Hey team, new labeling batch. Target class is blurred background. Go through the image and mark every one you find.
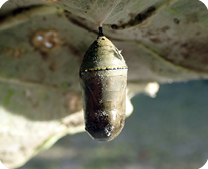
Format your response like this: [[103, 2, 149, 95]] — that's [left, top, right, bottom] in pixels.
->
[[1, 1, 208, 169], [17, 80, 208, 169]]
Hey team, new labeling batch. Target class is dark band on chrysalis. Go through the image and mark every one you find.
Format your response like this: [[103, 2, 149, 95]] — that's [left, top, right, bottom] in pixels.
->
[[97, 27, 104, 38]]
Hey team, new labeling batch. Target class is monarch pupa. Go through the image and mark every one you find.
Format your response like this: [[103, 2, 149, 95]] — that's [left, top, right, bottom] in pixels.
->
[[79, 27, 128, 141]]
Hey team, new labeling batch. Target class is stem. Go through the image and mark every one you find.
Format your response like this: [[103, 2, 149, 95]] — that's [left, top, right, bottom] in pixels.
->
[[97, 26, 104, 38]]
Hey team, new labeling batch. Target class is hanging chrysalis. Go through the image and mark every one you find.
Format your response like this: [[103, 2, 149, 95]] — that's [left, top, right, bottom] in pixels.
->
[[79, 27, 128, 141]]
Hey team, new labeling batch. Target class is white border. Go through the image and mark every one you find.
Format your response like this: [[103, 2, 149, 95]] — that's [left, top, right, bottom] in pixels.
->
[[0, 161, 8, 169], [0, 0, 7, 9], [199, 160, 208, 169], [199, 0, 208, 9]]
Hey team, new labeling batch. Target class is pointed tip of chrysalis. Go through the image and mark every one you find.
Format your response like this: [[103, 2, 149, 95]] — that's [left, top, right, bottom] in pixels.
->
[[97, 27, 104, 38]]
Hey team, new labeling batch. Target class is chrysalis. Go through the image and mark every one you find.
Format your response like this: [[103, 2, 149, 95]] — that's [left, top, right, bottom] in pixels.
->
[[79, 27, 128, 141]]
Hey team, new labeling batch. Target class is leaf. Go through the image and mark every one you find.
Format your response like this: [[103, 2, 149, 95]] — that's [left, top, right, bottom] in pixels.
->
[[0, 0, 208, 168]]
